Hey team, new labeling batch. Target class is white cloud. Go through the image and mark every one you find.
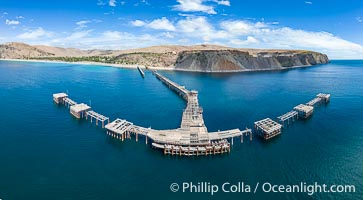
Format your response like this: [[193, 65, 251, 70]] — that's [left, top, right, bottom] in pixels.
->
[[133, 16, 363, 58], [213, 0, 230, 6], [65, 30, 92, 40], [173, 0, 216, 14], [147, 17, 175, 31], [5, 19, 20, 25], [7, 14, 363, 59], [163, 32, 175, 38], [131, 17, 176, 31], [102, 30, 122, 40], [131, 20, 146, 27], [218, 20, 363, 58], [305, 1, 312, 4], [109, 0, 116, 7], [16, 16, 24, 19], [177, 17, 228, 41], [17, 27, 52, 39], [220, 20, 258, 35], [76, 20, 91, 29], [51, 31, 167, 50]]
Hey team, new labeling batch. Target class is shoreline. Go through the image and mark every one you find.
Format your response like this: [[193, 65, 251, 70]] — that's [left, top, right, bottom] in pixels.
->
[[0, 58, 176, 71], [0, 58, 323, 73]]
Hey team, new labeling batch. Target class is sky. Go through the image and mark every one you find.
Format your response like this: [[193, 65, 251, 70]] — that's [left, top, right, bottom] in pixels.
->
[[0, 0, 362, 59]]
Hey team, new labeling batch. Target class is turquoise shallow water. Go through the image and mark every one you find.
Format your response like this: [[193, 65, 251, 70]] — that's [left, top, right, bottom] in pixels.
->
[[0, 60, 362, 200]]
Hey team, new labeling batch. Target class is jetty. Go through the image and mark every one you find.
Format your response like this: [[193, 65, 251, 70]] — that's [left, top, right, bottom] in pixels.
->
[[54, 74, 331, 154], [306, 93, 331, 106], [53, 93, 110, 128], [154, 71, 189, 100], [256, 93, 331, 140], [137, 66, 145, 78], [53, 72, 252, 156], [104, 72, 252, 156]]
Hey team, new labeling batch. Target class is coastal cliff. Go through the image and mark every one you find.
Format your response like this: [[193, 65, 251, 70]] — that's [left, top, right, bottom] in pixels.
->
[[0, 43, 329, 72], [174, 50, 329, 72]]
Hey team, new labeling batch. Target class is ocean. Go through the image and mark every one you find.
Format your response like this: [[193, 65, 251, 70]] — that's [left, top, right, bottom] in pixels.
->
[[0, 60, 362, 200]]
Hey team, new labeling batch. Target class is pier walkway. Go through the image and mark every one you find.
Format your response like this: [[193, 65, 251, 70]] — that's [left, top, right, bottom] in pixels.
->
[[86, 111, 110, 128], [277, 110, 298, 127], [154, 72, 190, 100], [64, 97, 77, 107]]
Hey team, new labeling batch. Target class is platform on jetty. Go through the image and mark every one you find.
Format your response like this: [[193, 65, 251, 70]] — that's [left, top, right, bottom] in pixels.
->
[[53, 93, 110, 127], [294, 104, 314, 119], [254, 118, 282, 140], [53, 93, 68, 104], [70, 103, 91, 119]]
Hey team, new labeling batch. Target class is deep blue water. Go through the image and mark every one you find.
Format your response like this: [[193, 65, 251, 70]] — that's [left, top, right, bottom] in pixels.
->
[[0, 60, 362, 200]]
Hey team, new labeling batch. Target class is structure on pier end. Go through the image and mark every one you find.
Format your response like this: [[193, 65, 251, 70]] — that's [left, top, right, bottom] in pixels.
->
[[53, 93, 68, 104], [70, 103, 91, 119], [317, 93, 330, 103], [294, 104, 314, 119], [254, 118, 282, 140]]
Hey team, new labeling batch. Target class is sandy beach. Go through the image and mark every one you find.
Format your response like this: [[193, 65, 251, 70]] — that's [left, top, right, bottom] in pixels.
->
[[0, 58, 175, 71]]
